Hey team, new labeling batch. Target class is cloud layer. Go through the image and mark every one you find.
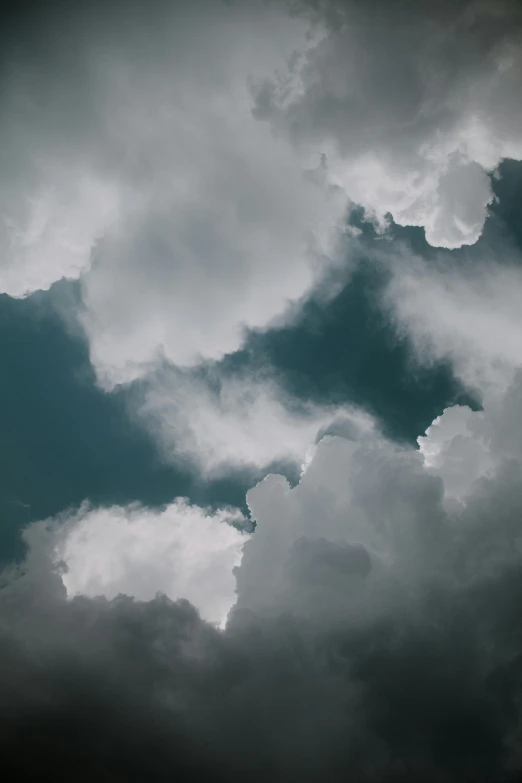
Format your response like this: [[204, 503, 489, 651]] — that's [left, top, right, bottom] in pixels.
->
[[2, 3, 522, 779], [3, 370, 522, 779]]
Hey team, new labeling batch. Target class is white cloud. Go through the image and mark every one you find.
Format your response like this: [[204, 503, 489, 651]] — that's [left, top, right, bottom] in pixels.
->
[[137, 367, 374, 477], [0, 169, 120, 298], [6, 0, 520, 393], [253, 0, 522, 248], [44, 500, 248, 627], [418, 405, 493, 503], [384, 251, 522, 397], [0, 1, 347, 387], [418, 371, 522, 499]]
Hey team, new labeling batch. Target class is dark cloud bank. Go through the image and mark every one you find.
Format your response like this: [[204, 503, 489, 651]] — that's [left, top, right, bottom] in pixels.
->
[[5, 385, 522, 782]]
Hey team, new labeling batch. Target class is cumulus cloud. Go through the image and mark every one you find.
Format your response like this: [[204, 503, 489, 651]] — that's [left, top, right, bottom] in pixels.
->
[[4, 1, 522, 779], [0, 0, 346, 386], [135, 365, 374, 476], [254, 0, 522, 248], [4, 0, 521, 392], [418, 405, 493, 503], [45, 499, 248, 626], [3, 371, 522, 778]]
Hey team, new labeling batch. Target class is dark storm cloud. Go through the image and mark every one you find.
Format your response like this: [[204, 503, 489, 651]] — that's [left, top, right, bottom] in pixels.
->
[[1, 530, 522, 780], [5, 375, 522, 781]]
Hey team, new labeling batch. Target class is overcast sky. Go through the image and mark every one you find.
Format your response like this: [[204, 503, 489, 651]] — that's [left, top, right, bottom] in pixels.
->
[[2, 1, 522, 780]]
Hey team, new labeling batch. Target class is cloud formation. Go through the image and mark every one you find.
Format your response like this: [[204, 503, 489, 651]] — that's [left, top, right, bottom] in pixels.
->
[[135, 365, 374, 476], [4, 370, 522, 779], [3, 3, 522, 778], [3, 0, 521, 394], [47, 499, 247, 626], [0, 0, 346, 386], [255, 0, 522, 248], [384, 245, 522, 397]]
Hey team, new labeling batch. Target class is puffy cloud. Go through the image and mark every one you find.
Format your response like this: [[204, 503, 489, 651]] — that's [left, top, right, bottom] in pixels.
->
[[0, 0, 347, 386], [236, 368, 522, 624], [46, 499, 248, 627], [135, 365, 374, 476], [384, 248, 522, 396], [418, 405, 493, 503], [6, 0, 521, 391], [3, 373, 522, 778], [253, 0, 522, 248], [238, 431, 446, 620], [418, 372, 522, 503], [5, 1, 522, 778], [0, 170, 120, 298]]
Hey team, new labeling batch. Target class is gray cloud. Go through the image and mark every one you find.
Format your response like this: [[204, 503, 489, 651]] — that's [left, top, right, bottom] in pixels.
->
[[133, 363, 373, 476], [4, 0, 521, 489], [383, 238, 522, 398], [254, 0, 522, 248], [3, 2, 522, 779], [0, 0, 346, 386], [5, 0, 521, 391], [3, 372, 522, 780]]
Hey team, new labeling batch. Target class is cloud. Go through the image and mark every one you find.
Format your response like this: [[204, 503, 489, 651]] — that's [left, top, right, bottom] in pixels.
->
[[134, 365, 374, 476], [384, 247, 522, 396], [236, 369, 522, 626], [40, 499, 247, 627], [0, 170, 120, 298], [3, 372, 522, 778], [4, 2, 522, 778], [418, 373, 522, 506], [253, 0, 522, 248], [238, 432, 446, 621], [6, 0, 521, 392], [0, 0, 347, 387], [418, 405, 493, 503]]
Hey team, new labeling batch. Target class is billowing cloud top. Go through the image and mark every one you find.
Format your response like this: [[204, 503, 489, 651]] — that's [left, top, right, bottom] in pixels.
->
[[0, 0, 346, 386], [254, 0, 522, 248]]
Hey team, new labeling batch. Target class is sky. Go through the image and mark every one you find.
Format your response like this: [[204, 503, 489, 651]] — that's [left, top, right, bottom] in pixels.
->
[[2, 0, 522, 780]]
